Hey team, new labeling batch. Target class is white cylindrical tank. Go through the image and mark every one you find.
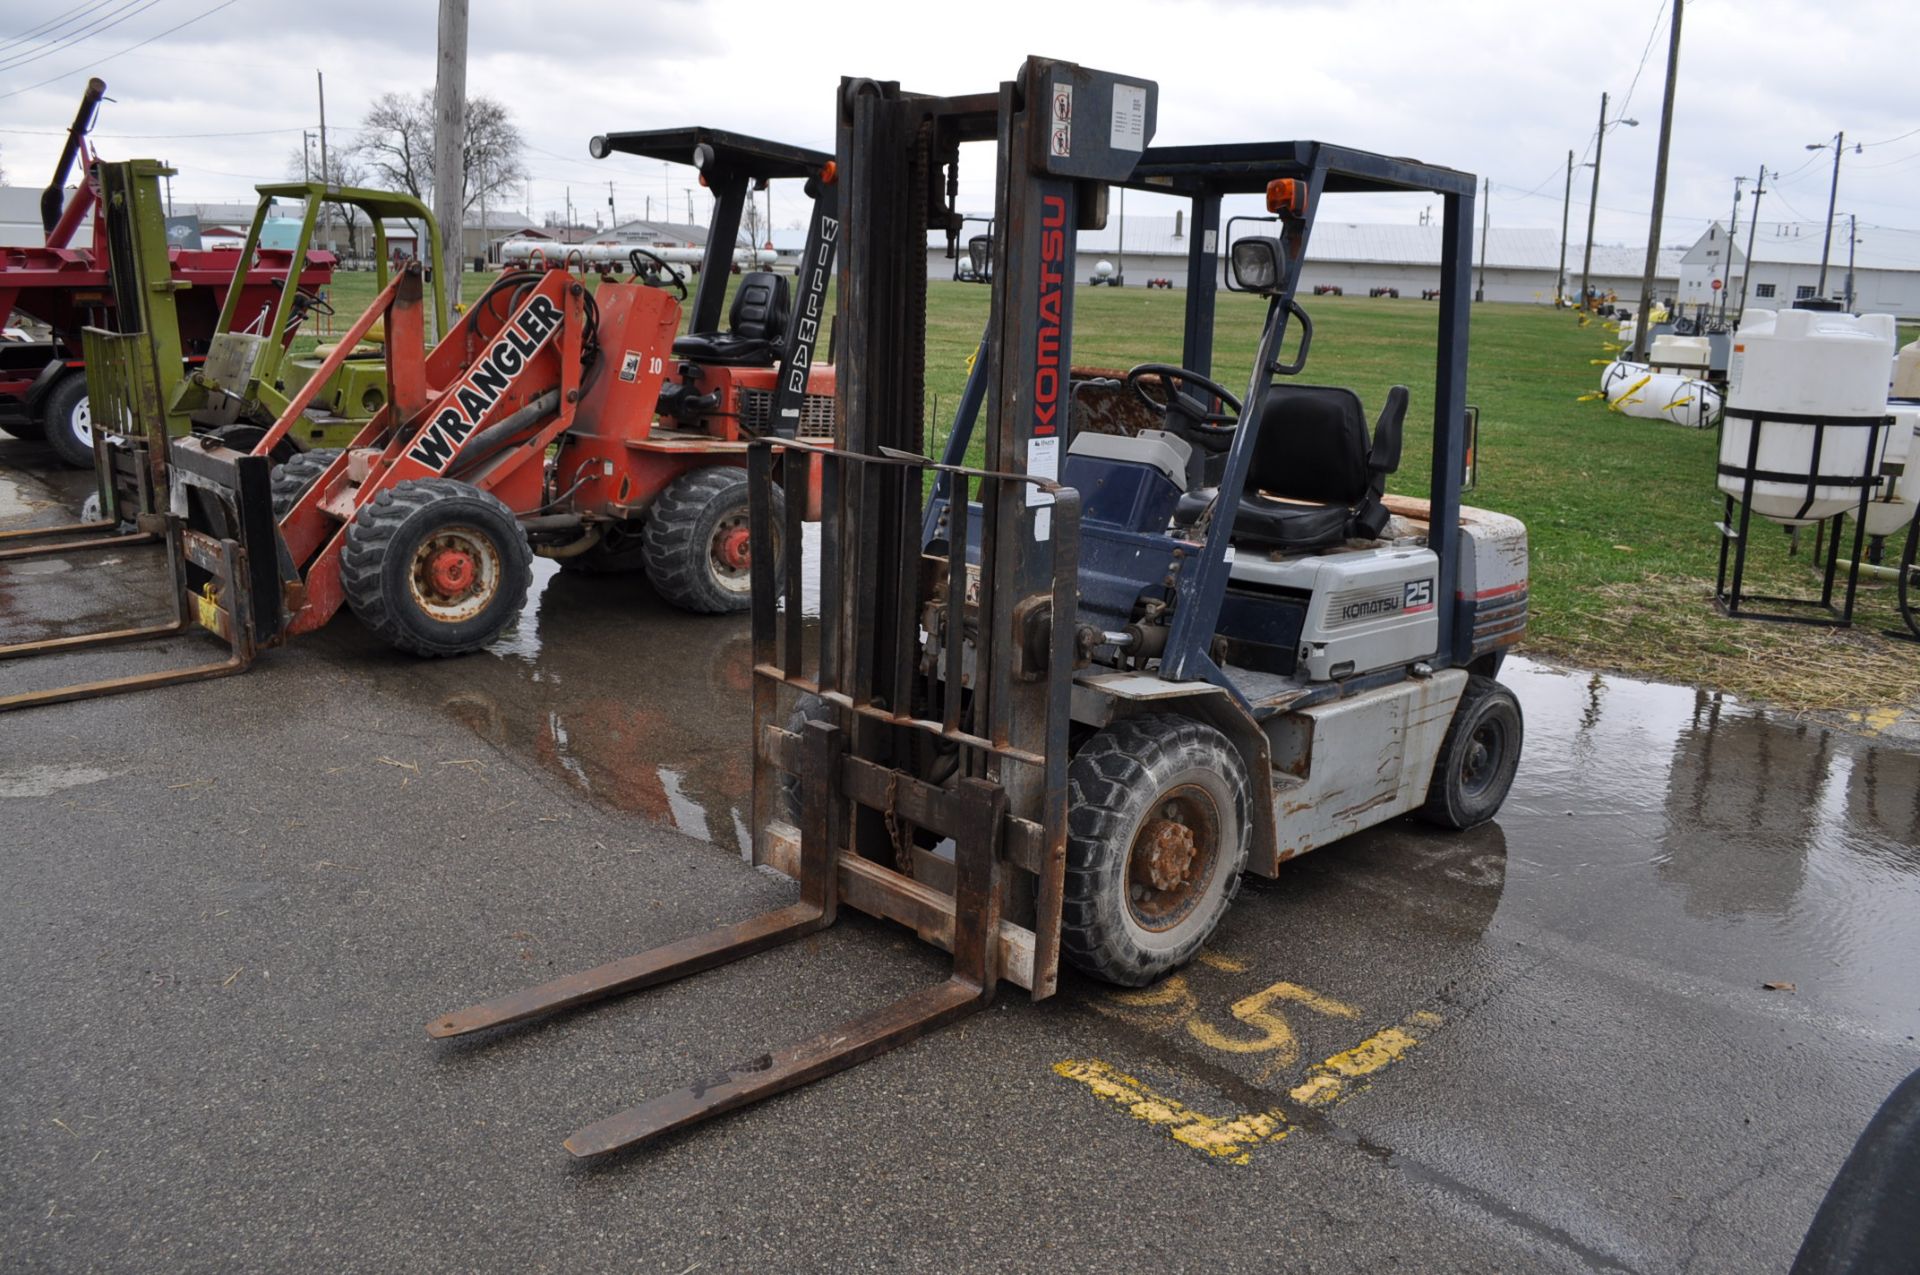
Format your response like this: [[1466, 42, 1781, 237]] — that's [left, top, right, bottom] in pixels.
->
[[1600, 359, 1647, 395], [1616, 318, 1636, 351], [1608, 368, 1723, 429], [497, 239, 776, 269], [1844, 405, 1920, 538], [1717, 309, 1897, 526], [1649, 333, 1710, 372], [1895, 340, 1920, 398], [1738, 308, 1775, 330], [1092, 259, 1115, 281]]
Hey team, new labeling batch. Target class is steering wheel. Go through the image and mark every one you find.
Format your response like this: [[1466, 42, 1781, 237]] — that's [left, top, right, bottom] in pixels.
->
[[627, 248, 689, 300], [291, 288, 334, 317], [1126, 363, 1242, 437]]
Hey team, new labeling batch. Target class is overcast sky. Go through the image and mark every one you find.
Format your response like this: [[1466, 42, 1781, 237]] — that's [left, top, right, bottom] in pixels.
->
[[1, 0, 1916, 251]]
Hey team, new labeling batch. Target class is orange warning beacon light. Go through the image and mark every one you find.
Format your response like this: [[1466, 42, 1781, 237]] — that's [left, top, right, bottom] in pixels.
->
[[1266, 178, 1307, 218]]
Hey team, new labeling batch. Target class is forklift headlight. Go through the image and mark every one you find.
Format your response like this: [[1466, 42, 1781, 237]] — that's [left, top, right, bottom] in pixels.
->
[[588, 135, 610, 160], [1230, 238, 1284, 293]]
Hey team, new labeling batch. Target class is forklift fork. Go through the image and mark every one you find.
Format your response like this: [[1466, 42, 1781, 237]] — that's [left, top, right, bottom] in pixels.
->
[[0, 329, 272, 713], [427, 716, 1009, 1158]]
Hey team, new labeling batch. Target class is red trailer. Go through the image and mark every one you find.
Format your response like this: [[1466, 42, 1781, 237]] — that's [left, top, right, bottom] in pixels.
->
[[0, 79, 335, 466]]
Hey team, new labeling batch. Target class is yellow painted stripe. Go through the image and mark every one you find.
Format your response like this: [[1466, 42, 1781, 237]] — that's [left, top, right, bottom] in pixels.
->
[[1846, 705, 1903, 736], [1052, 1058, 1290, 1165], [1288, 1009, 1443, 1109]]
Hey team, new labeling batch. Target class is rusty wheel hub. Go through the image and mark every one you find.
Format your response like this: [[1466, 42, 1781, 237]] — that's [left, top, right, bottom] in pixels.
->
[[1125, 786, 1221, 931], [1137, 817, 1198, 892]]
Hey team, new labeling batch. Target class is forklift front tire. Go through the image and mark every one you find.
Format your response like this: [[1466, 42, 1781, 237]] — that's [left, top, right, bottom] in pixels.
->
[[642, 467, 783, 614], [269, 448, 342, 521], [1416, 674, 1523, 830], [1061, 714, 1251, 987], [42, 374, 94, 469], [340, 477, 533, 658]]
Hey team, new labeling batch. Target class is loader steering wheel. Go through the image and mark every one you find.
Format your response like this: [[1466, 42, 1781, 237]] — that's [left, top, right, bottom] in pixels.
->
[[1127, 363, 1242, 437], [291, 288, 334, 317], [628, 248, 688, 300]]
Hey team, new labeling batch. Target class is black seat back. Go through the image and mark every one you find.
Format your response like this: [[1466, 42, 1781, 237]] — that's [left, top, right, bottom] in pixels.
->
[[1244, 384, 1371, 504], [729, 271, 789, 343]]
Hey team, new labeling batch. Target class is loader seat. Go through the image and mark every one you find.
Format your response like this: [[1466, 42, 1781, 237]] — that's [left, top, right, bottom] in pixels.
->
[[1217, 383, 1407, 553], [671, 271, 789, 366]]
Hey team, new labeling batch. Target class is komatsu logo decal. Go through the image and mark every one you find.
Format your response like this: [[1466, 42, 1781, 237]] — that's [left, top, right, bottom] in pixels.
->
[[1326, 578, 1435, 628], [406, 294, 564, 471]]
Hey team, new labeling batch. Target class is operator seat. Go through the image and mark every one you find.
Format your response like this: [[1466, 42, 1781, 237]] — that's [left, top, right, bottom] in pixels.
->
[[1211, 383, 1408, 553], [670, 271, 790, 367]]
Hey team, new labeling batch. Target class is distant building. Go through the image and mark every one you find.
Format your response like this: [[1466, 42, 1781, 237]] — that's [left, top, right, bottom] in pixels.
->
[[1677, 221, 1920, 318], [0, 186, 48, 247], [926, 215, 1683, 303]]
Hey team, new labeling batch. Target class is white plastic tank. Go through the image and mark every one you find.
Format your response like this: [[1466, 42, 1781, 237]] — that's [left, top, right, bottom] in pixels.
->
[[1600, 359, 1647, 395], [1717, 309, 1897, 526], [1738, 308, 1775, 330], [1616, 317, 1636, 351], [1843, 405, 1920, 538], [1091, 259, 1115, 281], [1649, 333, 1711, 372], [1608, 368, 1722, 429], [1895, 339, 1920, 398]]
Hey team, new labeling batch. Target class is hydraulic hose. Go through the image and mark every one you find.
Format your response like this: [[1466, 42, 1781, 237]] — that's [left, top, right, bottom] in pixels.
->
[[445, 390, 563, 480]]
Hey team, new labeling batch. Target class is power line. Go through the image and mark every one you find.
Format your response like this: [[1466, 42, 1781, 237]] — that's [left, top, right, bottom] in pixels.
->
[[0, 0, 244, 102], [1614, 0, 1669, 123], [1860, 125, 1920, 150], [0, 123, 310, 139], [0, 0, 164, 74], [0, 0, 118, 55]]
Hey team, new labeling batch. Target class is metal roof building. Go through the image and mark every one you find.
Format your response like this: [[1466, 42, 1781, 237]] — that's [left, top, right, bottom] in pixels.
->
[[927, 214, 1684, 303], [1678, 221, 1920, 318]]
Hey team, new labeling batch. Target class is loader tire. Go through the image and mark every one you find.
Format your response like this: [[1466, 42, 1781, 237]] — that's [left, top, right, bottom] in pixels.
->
[[557, 518, 648, 574], [42, 374, 94, 469], [340, 477, 532, 658], [1061, 714, 1251, 987], [641, 467, 783, 614], [269, 448, 343, 521], [1416, 674, 1523, 830]]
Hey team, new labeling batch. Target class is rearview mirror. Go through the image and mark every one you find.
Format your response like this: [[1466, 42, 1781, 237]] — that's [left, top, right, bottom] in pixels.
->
[[1229, 237, 1286, 294]]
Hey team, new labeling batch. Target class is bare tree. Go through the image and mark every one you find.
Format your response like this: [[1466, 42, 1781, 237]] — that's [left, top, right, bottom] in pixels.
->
[[351, 89, 527, 215], [284, 143, 363, 187]]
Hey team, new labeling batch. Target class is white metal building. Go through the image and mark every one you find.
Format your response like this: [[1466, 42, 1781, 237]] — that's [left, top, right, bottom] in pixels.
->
[[926, 215, 1682, 303], [1676, 221, 1920, 318]]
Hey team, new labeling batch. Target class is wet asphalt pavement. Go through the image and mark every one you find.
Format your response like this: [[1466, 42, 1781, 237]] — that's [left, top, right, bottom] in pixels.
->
[[3, 436, 1917, 1273]]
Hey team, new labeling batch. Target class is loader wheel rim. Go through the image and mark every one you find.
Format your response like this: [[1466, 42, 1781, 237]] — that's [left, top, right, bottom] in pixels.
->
[[1126, 785, 1220, 931], [708, 512, 755, 592], [408, 526, 501, 623]]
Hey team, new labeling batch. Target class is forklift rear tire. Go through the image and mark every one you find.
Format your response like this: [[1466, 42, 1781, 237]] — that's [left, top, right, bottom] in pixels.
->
[[340, 477, 533, 658], [642, 467, 782, 614], [1061, 714, 1251, 987], [42, 375, 94, 469], [557, 518, 649, 574], [269, 448, 343, 521], [1416, 674, 1523, 830]]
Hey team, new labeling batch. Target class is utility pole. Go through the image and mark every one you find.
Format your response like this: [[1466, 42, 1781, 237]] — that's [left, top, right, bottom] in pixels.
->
[[302, 130, 313, 182], [1556, 148, 1573, 306], [608, 180, 618, 230], [1720, 174, 1746, 318], [1807, 130, 1847, 298], [433, 0, 469, 308], [565, 186, 572, 230], [316, 72, 332, 250], [1630, 0, 1683, 363], [1736, 165, 1767, 324], [1116, 182, 1126, 286], [1578, 92, 1609, 313], [1845, 212, 1857, 311], [1476, 176, 1489, 302], [685, 188, 693, 224]]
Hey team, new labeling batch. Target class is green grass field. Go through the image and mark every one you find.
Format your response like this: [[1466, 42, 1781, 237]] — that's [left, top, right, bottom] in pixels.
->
[[308, 267, 1919, 715]]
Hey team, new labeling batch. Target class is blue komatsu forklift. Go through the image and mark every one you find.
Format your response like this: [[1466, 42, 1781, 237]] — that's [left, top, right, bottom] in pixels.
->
[[431, 56, 1529, 1157]]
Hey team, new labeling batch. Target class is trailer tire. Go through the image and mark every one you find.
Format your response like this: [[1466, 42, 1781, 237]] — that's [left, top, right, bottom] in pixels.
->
[[340, 477, 532, 657], [1061, 714, 1251, 987], [557, 518, 648, 574], [269, 448, 343, 521], [1417, 674, 1523, 830], [641, 467, 782, 614], [42, 374, 94, 468]]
